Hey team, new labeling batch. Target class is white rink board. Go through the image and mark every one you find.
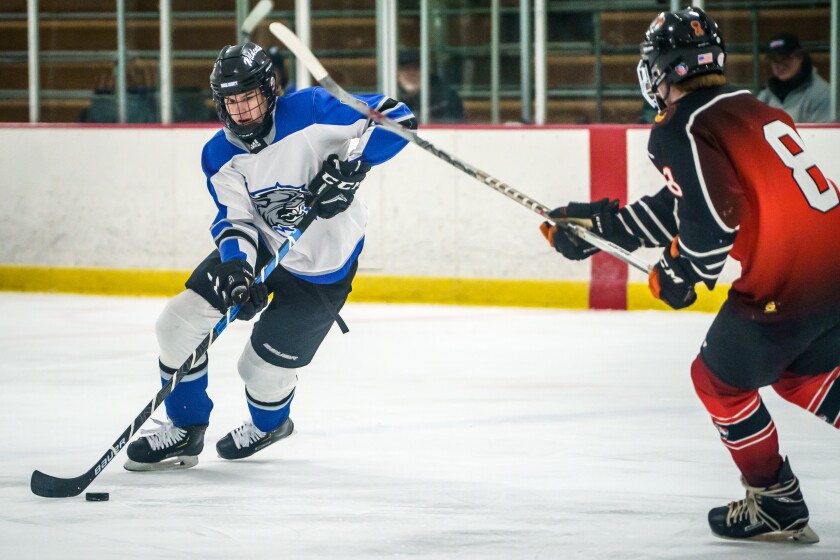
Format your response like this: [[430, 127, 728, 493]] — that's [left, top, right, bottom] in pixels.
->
[[363, 128, 590, 280], [1, 128, 218, 270], [2, 125, 838, 284], [0, 126, 590, 281]]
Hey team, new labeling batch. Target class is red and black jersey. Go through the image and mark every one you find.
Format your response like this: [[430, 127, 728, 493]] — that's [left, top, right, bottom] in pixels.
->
[[622, 85, 840, 319]]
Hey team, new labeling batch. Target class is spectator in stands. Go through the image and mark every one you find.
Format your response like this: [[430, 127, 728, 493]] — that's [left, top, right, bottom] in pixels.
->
[[80, 59, 216, 123], [80, 60, 157, 123], [267, 46, 296, 95], [397, 51, 465, 124], [757, 33, 832, 123]]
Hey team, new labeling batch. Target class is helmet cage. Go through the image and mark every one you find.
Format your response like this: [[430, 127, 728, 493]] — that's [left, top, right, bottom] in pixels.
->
[[637, 51, 661, 110], [210, 43, 277, 141]]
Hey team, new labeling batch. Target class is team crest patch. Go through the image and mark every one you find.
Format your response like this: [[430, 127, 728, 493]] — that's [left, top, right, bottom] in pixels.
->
[[675, 63, 689, 76], [251, 183, 309, 234]]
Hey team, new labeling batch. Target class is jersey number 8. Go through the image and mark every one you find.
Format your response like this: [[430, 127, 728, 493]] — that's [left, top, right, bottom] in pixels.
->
[[763, 120, 840, 213]]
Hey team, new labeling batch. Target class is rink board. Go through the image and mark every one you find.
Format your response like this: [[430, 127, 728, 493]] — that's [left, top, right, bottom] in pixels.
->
[[1, 123, 838, 311]]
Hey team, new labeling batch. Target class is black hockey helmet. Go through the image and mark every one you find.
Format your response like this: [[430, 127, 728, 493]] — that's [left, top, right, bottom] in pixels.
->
[[210, 42, 277, 141], [637, 7, 726, 110]]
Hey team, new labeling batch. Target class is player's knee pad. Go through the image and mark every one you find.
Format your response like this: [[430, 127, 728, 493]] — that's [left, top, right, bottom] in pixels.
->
[[156, 289, 222, 369], [238, 340, 297, 404], [691, 355, 757, 412]]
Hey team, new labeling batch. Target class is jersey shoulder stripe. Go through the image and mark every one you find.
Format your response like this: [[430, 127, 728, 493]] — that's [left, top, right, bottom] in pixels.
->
[[201, 129, 246, 177]]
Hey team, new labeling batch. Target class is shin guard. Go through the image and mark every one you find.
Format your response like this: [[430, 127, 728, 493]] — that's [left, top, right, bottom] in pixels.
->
[[156, 289, 221, 426], [238, 341, 297, 432], [691, 355, 782, 487]]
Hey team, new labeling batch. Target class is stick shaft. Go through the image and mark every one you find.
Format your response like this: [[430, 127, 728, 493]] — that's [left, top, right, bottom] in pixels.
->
[[241, 0, 274, 41], [31, 206, 318, 498], [269, 23, 649, 273]]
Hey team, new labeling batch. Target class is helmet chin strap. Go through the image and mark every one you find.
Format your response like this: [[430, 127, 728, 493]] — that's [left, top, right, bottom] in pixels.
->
[[655, 82, 671, 111], [231, 113, 274, 153]]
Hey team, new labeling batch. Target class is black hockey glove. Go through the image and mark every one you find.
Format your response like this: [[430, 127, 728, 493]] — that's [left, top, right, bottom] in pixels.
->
[[211, 259, 269, 321], [539, 198, 641, 260], [306, 155, 371, 219], [648, 238, 698, 310]]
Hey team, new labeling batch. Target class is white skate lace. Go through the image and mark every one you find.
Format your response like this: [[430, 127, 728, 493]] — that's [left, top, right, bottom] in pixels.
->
[[139, 418, 187, 451], [725, 476, 800, 530], [230, 421, 266, 449], [724, 491, 760, 527]]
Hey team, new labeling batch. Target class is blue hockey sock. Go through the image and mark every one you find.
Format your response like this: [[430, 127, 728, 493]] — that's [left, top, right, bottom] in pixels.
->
[[247, 389, 294, 432], [161, 358, 213, 426]]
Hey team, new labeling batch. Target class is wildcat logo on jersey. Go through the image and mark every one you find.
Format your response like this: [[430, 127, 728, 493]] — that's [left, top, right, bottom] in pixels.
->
[[252, 184, 308, 234]]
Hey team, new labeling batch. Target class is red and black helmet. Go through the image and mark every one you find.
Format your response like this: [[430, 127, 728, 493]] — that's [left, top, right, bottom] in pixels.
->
[[637, 7, 726, 110]]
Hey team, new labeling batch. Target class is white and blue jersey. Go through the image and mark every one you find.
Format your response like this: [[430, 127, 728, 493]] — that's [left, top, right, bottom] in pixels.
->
[[200, 87, 414, 284]]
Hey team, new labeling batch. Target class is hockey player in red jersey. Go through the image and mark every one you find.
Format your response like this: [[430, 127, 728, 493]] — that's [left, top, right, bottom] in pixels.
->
[[540, 7, 840, 543]]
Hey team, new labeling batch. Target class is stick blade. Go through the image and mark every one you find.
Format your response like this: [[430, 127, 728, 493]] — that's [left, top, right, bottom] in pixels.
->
[[241, 0, 274, 36], [269, 22, 329, 81], [31, 469, 90, 498]]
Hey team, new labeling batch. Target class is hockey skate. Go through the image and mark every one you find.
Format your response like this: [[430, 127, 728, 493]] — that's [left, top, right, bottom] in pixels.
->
[[216, 417, 294, 460], [708, 458, 819, 544], [124, 418, 208, 471]]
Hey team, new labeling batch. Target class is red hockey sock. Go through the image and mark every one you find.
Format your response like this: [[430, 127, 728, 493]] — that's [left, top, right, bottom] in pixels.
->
[[691, 355, 782, 487], [773, 367, 840, 428]]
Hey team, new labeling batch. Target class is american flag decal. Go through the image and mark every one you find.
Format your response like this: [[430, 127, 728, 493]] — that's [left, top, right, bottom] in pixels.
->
[[697, 52, 713, 64]]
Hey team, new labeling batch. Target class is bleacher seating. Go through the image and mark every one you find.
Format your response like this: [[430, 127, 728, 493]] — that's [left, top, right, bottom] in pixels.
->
[[0, 1, 832, 124]]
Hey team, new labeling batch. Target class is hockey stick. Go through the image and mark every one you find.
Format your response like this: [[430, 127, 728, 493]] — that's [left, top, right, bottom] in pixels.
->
[[30, 199, 321, 498], [268, 22, 650, 274], [241, 0, 274, 43]]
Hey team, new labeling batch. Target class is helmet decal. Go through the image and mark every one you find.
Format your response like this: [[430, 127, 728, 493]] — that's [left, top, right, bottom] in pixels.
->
[[691, 20, 705, 37], [241, 45, 261, 66]]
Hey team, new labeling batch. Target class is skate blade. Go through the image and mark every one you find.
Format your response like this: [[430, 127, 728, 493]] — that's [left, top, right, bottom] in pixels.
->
[[750, 524, 820, 545], [715, 524, 820, 545], [791, 525, 820, 544], [123, 455, 199, 472]]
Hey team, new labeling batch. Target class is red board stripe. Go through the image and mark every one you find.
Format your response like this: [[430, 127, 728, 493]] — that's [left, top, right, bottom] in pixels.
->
[[589, 126, 628, 310]]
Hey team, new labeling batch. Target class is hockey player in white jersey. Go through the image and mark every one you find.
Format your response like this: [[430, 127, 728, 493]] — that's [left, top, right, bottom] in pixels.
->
[[124, 42, 415, 471]]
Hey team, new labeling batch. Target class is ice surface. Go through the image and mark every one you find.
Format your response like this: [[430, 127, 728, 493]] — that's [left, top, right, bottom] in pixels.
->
[[0, 293, 837, 559]]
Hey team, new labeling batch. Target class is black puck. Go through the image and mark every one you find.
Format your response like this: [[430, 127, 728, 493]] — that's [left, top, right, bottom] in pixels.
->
[[85, 492, 109, 502]]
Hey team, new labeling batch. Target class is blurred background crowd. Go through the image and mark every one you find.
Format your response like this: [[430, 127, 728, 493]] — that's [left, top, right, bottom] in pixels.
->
[[0, 0, 834, 126]]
